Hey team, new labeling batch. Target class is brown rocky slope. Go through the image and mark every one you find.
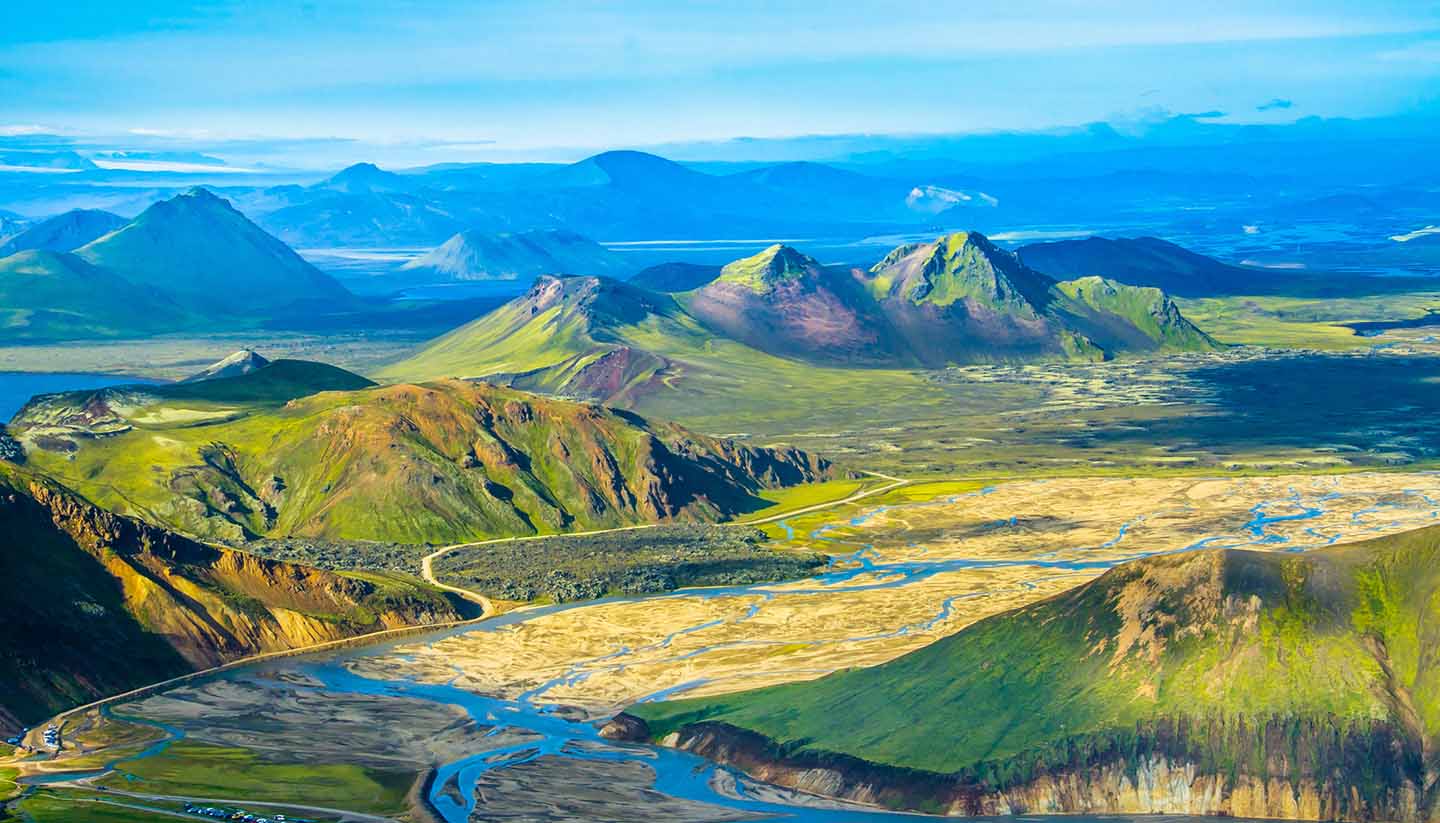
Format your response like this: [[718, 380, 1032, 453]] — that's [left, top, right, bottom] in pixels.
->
[[0, 462, 470, 734]]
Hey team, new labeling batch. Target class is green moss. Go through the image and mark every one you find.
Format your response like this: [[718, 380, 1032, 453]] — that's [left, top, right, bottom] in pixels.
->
[[714, 244, 814, 293]]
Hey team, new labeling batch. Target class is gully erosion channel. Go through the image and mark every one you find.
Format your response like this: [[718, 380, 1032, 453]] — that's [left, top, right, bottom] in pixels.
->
[[26, 472, 1440, 821]]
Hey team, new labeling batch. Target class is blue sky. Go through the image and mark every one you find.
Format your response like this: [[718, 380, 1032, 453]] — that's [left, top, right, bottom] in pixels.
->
[[4, 1, 1440, 165]]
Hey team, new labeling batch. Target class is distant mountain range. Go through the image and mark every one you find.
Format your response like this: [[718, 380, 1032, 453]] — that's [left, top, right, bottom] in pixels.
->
[[401, 228, 632, 282], [383, 230, 1218, 399], [624, 525, 1440, 819], [0, 188, 353, 341], [237, 152, 945, 248], [1016, 236, 1263, 297]]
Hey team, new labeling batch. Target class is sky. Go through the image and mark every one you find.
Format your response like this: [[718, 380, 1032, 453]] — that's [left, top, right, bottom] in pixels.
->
[[4, 0, 1440, 166]]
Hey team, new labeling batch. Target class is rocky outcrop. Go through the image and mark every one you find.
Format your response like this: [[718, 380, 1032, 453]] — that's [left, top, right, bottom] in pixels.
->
[[599, 712, 649, 741]]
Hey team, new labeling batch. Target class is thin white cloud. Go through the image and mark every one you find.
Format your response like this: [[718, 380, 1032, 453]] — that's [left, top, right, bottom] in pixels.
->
[[90, 158, 258, 173], [0, 124, 52, 136]]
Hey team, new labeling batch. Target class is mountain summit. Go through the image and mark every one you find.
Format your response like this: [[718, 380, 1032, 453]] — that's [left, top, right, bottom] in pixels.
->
[[76, 188, 350, 312], [320, 162, 414, 194], [180, 349, 271, 383], [875, 230, 1054, 310]]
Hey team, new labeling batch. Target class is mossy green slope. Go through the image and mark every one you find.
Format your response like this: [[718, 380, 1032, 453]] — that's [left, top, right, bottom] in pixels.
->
[[0, 250, 193, 340], [0, 461, 465, 734], [386, 232, 1218, 404], [714, 243, 816, 293], [154, 358, 375, 403], [76, 187, 350, 313], [863, 231, 1220, 362], [15, 377, 831, 544], [634, 526, 1440, 785]]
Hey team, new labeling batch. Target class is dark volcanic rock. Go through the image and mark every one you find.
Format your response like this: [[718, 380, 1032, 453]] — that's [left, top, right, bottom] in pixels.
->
[[598, 712, 650, 741]]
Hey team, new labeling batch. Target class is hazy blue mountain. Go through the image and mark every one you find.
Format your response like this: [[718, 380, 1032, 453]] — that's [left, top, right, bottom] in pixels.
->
[[318, 162, 417, 194], [0, 209, 127, 257], [1017, 236, 1262, 297], [400, 228, 631, 282], [257, 189, 468, 247], [0, 150, 96, 171]]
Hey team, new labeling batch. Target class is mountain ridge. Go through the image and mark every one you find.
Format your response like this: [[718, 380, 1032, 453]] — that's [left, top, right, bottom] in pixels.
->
[[13, 375, 833, 544]]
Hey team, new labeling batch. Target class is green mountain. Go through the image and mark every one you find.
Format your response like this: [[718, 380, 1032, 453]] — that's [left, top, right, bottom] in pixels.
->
[[626, 526, 1440, 819], [0, 461, 467, 735], [679, 233, 1218, 366], [375, 274, 711, 403], [76, 187, 351, 313], [400, 228, 631, 282], [0, 250, 192, 341], [382, 233, 1218, 414], [13, 373, 831, 544], [0, 208, 126, 257], [858, 231, 1219, 363], [684, 244, 896, 363]]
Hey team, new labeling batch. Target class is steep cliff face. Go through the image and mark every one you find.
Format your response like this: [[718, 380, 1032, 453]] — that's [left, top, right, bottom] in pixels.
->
[[0, 464, 467, 734], [626, 526, 1440, 821], [635, 718, 1425, 821]]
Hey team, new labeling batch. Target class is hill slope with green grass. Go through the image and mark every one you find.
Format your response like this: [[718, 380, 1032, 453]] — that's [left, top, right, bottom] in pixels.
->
[[12, 376, 831, 544], [0, 461, 467, 735], [0, 250, 193, 341], [856, 231, 1220, 364], [375, 274, 717, 402], [76, 187, 351, 313], [385, 232, 1218, 400], [626, 526, 1440, 819]]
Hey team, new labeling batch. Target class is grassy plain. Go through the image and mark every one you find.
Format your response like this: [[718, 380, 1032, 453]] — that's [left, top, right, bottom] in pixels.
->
[[96, 740, 412, 815], [1176, 290, 1440, 349]]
